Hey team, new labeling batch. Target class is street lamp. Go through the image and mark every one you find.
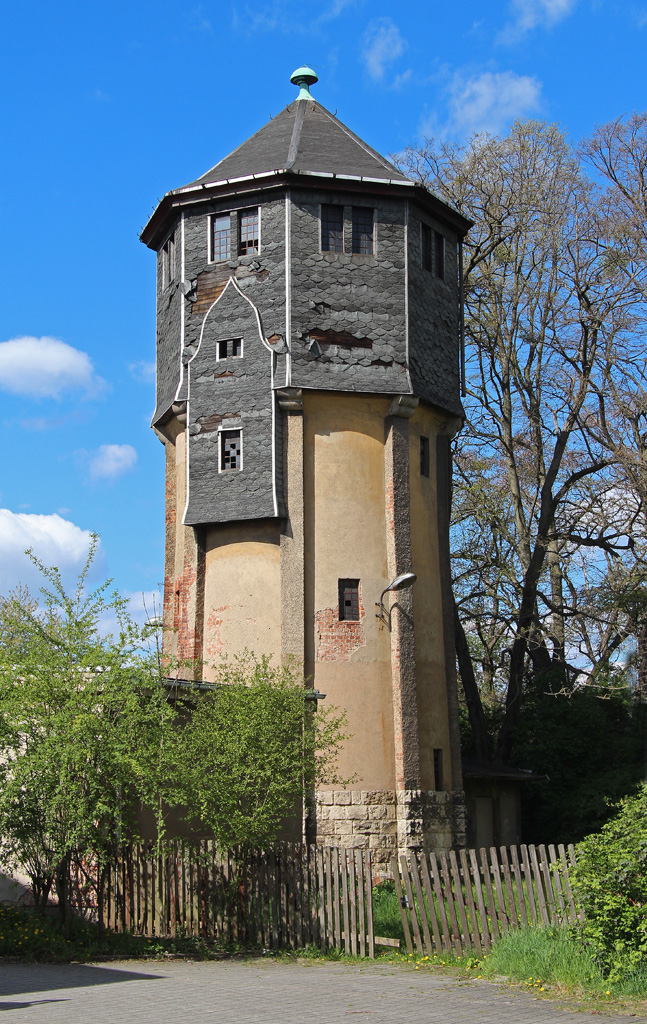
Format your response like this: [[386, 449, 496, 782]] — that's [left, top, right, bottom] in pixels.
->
[[376, 571, 417, 621]]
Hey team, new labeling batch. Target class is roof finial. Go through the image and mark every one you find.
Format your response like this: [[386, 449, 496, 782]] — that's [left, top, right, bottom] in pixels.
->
[[290, 65, 318, 101]]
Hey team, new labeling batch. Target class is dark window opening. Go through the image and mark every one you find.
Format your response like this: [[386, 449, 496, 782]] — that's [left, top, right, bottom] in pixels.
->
[[434, 230, 445, 280], [239, 208, 259, 255], [162, 233, 176, 288], [420, 436, 430, 477], [211, 214, 231, 262], [352, 207, 374, 254], [433, 748, 444, 791], [217, 338, 243, 361], [322, 204, 344, 252], [421, 223, 432, 272], [338, 579, 360, 621], [220, 429, 242, 471]]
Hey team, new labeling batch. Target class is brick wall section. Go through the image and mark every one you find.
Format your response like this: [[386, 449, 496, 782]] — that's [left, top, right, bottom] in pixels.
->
[[315, 790, 467, 866], [314, 587, 366, 662]]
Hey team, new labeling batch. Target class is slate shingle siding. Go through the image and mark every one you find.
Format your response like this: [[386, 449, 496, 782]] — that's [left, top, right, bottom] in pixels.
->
[[407, 204, 464, 418], [181, 194, 287, 525], [153, 220, 182, 424], [289, 189, 410, 395]]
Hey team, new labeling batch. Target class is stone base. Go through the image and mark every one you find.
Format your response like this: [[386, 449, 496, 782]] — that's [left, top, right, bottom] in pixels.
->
[[314, 789, 466, 867]]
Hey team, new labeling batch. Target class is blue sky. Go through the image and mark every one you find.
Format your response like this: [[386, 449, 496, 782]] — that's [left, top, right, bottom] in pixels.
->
[[0, 0, 645, 615]]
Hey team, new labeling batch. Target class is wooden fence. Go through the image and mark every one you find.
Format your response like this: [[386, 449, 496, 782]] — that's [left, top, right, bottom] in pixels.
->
[[393, 842, 579, 957], [103, 841, 375, 956], [101, 841, 577, 957]]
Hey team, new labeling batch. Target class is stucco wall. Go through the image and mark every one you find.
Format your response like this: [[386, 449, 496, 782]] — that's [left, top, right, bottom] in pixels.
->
[[303, 390, 395, 792]]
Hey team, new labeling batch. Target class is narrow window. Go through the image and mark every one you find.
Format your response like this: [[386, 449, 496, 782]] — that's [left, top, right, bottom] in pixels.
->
[[162, 232, 175, 288], [220, 429, 242, 471], [211, 214, 231, 262], [239, 208, 259, 255], [433, 748, 444, 791], [421, 223, 432, 272], [338, 579, 360, 621], [321, 204, 344, 252], [434, 230, 445, 280], [216, 338, 243, 361], [420, 436, 430, 477], [352, 207, 373, 254]]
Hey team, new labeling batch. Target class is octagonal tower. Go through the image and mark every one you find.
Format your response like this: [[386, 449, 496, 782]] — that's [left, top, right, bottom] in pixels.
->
[[141, 69, 471, 862]]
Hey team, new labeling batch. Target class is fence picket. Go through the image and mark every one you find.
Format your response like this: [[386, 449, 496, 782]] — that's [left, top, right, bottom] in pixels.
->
[[349, 849, 358, 957], [438, 851, 463, 956], [420, 852, 444, 954], [529, 845, 550, 926], [325, 847, 334, 951], [449, 850, 471, 947], [391, 855, 413, 954], [489, 847, 509, 933], [500, 847, 518, 929], [520, 845, 537, 925], [366, 851, 375, 960], [409, 852, 433, 954], [341, 849, 351, 955], [400, 853, 423, 953], [479, 847, 500, 941], [429, 852, 452, 952], [539, 845, 557, 924], [356, 850, 366, 958], [459, 849, 482, 955], [509, 845, 528, 927], [468, 848, 490, 950], [558, 843, 577, 923]]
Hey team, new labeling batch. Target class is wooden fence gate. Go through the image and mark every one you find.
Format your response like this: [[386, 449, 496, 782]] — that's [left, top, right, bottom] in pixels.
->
[[101, 841, 578, 956]]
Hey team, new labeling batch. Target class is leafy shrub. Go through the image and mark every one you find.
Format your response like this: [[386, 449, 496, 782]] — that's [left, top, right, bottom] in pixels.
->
[[572, 785, 647, 980]]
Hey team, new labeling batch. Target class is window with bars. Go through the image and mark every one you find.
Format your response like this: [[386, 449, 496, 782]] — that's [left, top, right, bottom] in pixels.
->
[[216, 338, 243, 361], [239, 208, 259, 255], [321, 204, 344, 252], [162, 232, 176, 288], [211, 214, 231, 262], [434, 230, 445, 279], [220, 429, 242, 471], [352, 207, 374, 254], [421, 223, 432, 272], [420, 436, 430, 477], [338, 579, 360, 621]]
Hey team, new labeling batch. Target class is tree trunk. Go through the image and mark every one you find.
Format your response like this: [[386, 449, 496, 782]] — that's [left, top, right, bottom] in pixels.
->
[[454, 598, 492, 761]]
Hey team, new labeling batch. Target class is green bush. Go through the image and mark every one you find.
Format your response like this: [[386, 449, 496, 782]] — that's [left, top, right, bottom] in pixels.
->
[[572, 784, 647, 981]]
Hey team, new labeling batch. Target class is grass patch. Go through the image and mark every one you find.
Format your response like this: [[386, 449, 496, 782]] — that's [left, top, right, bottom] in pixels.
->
[[476, 925, 647, 1004], [0, 904, 240, 962]]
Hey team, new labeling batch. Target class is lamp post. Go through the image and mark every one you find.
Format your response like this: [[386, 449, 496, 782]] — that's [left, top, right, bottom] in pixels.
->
[[376, 571, 417, 622]]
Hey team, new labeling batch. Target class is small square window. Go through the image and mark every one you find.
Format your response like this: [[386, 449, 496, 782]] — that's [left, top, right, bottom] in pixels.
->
[[420, 436, 430, 477], [211, 214, 231, 262], [434, 230, 445, 280], [216, 338, 243, 361], [220, 429, 242, 471], [322, 204, 344, 252], [239, 208, 259, 256], [433, 748, 444, 791], [352, 207, 373, 254], [162, 233, 176, 288], [338, 579, 360, 621], [421, 223, 432, 272]]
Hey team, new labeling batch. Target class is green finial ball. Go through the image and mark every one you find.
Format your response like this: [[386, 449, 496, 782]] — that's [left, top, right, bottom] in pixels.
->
[[290, 65, 318, 100]]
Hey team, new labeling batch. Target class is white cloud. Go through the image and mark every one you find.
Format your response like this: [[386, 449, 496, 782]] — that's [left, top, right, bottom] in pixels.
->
[[500, 0, 576, 40], [0, 336, 106, 400], [88, 444, 137, 481], [0, 510, 100, 597], [362, 18, 407, 82], [128, 360, 156, 384], [444, 70, 542, 137]]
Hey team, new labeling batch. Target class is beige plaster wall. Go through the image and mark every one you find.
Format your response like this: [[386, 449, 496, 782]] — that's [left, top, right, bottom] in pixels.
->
[[201, 520, 282, 678], [408, 404, 453, 790], [303, 391, 395, 791]]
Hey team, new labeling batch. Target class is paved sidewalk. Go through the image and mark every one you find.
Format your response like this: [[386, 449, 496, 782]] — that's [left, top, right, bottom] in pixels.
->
[[0, 959, 644, 1023]]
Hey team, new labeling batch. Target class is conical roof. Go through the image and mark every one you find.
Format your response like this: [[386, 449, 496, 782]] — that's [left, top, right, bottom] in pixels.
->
[[178, 100, 410, 190]]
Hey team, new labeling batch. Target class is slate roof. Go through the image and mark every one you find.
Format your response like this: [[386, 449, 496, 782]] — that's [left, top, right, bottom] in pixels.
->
[[177, 100, 411, 191]]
